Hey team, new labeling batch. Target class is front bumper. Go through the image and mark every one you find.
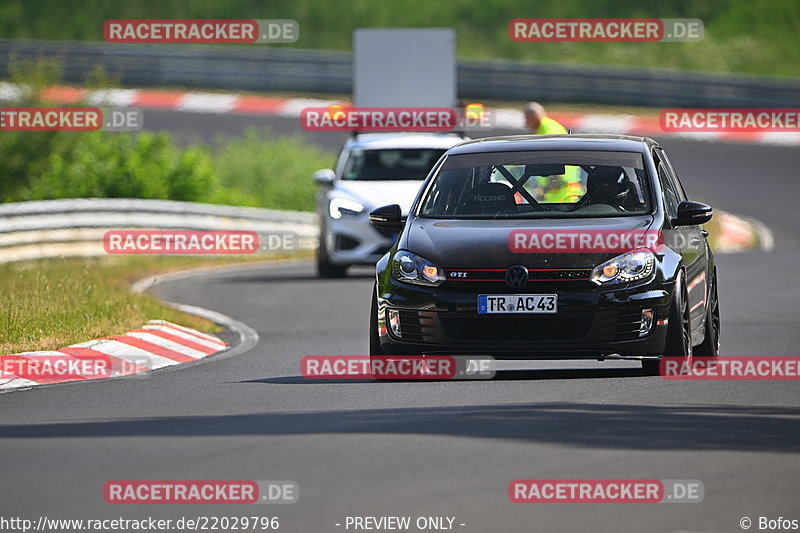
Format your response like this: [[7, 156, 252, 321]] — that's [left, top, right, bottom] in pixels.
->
[[376, 277, 671, 358], [324, 214, 395, 266]]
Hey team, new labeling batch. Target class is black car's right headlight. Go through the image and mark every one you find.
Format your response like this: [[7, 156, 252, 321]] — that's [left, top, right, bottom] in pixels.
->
[[391, 251, 445, 286], [590, 248, 655, 285]]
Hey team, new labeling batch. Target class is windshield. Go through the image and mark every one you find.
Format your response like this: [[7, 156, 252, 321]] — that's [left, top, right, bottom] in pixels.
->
[[418, 150, 652, 218], [341, 148, 447, 181]]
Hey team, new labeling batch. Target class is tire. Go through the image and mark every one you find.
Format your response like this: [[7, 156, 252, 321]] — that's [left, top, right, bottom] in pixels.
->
[[316, 233, 347, 278], [643, 270, 691, 375], [369, 284, 384, 356], [694, 271, 720, 359], [641, 359, 661, 375]]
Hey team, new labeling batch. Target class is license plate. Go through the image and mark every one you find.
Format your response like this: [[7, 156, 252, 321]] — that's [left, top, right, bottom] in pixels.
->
[[478, 294, 557, 314]]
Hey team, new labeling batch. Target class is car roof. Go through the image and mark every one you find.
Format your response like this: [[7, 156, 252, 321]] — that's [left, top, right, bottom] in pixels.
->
[[345, 132, 467, 150], [447, 134, 658, 155]]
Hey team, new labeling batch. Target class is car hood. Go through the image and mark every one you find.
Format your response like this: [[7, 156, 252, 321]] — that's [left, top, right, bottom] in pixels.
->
[[333, 180, 424, 214], [404, 216, 656, 269]]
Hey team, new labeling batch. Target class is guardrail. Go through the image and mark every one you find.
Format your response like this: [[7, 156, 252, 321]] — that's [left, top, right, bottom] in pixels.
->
[[1, 40, 799, 107], [0, 198, 318, 263]]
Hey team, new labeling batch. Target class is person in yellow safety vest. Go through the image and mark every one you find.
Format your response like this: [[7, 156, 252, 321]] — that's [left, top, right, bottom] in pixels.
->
[[543, 178, 584, 203], [524, 102, 568, 135], [523, 102, 583, 203]]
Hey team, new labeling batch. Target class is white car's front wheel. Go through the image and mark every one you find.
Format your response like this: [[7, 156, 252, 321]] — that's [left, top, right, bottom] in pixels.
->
[[316, 229, 348, 278]]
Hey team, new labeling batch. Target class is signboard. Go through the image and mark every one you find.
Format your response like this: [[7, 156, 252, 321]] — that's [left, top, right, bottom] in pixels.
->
[[354, 28, 456, 109]]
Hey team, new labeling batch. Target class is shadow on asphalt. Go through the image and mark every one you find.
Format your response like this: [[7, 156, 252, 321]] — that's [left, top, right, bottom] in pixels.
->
[[243, 367, 649, 384], [2, 402, 799, 453], [219, 272, 374, 283]]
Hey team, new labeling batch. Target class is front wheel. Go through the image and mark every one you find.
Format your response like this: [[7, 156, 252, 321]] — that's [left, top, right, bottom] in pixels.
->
[[369, 284, 384, 356], [694, 271, 720, 358], [317, 234, 347, 278], [643, 270, 691, 375]]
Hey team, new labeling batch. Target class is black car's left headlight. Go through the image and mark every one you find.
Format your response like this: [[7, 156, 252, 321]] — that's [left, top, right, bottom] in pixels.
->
[[590, 248, 655, 285], [391, 251, 445, 286]]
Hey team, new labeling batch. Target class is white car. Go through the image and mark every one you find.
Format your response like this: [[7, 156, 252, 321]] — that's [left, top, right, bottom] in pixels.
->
[[314, 133, 465, 277]]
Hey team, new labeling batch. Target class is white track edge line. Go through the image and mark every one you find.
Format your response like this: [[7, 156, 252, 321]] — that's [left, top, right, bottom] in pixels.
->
[[0, 263, 266, 393]]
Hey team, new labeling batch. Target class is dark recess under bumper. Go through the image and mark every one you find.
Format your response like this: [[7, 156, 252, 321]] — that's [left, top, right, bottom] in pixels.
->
[[377, 278, 672, 358]]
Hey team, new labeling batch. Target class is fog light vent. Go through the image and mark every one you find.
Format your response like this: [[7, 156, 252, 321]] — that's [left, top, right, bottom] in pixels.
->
[[388, 309, 402, 337], [639, 309, 654, 337]]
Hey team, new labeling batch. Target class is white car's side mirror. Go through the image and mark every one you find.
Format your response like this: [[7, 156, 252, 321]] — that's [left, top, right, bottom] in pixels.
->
[[313, 169, 335, 185]]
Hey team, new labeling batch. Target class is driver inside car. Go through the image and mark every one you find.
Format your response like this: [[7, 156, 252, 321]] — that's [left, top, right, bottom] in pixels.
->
[[585, 165, 635, 211]]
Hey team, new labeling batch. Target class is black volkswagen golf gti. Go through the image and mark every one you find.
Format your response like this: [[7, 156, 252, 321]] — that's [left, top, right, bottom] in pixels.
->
[[368, 135, 720, 374]]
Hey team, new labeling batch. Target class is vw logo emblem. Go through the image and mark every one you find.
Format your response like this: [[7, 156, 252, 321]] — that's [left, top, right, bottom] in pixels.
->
[[505, 265, 529, 288]]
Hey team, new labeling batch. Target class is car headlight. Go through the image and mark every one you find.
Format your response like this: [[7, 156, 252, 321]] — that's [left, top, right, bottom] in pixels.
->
[[590, 248, 655, 285], [391, 251, 445, 286], [329, 197, 365, 219]]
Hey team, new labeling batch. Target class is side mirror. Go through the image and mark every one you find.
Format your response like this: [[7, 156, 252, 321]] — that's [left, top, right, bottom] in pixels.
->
[[313, 169, 335, 185], [673, 200, 713, 226], [369, 204, 405, 231]]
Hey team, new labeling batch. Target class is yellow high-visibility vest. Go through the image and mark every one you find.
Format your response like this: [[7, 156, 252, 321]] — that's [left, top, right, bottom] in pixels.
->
[[535, 116, 568, 135]]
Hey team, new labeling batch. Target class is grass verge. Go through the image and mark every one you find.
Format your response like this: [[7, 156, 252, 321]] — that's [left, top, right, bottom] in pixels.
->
[[0, 252, 309, 354]]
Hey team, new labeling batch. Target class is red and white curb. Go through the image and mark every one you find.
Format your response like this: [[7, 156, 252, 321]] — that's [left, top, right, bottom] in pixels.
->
[[0, 320, 228, 392], [3, 82, 798, 146], [715, 211, 774, 252]]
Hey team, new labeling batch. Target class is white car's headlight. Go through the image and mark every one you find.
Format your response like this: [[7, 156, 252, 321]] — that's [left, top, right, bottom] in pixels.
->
[[329, 197, 365, 219], [590, 248, 655, 285], [391, 251, 445, 286]]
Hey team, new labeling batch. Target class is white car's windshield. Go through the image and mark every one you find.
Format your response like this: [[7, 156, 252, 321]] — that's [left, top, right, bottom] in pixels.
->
[[342, 148, 446, 181]]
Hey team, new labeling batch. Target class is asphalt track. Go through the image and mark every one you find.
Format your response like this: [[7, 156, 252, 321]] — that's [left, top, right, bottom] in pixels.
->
[[0, 110, 798, 533]]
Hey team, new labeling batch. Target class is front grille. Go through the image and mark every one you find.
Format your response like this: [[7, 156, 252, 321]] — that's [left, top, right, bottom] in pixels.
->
[[439, 312, 592, 342], [529, 270, 591, 281], [593, 309, 645, 342], [334, 234, 360, 251], [444, 268, 591, 285], [396, 310, 427, 342]]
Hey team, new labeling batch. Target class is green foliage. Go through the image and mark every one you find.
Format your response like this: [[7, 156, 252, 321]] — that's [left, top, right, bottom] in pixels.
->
[[26, 132, 215, 202], [7, 54, 61, 102], [0, 55, 332, 210], [210, 130, 333, 211], [0, 0, 797, 77], [0, 126, 330, 210]]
